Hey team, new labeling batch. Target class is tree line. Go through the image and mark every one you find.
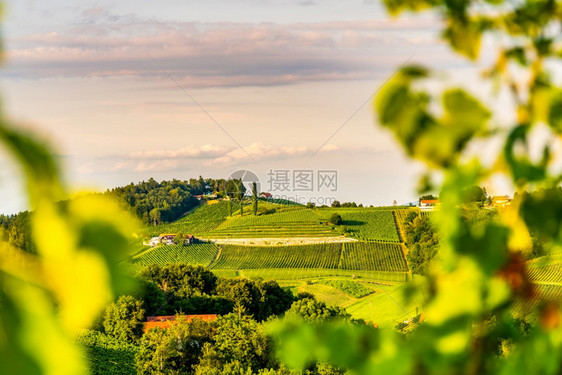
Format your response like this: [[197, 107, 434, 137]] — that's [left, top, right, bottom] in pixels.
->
[[404, 187, 560, 275]]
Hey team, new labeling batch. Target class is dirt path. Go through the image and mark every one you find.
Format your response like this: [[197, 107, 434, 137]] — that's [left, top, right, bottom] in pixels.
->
[[205, 236, 358, 246]]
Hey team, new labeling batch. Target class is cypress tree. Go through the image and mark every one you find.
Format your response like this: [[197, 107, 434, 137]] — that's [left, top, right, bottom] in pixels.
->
[[252, 182, 258, 215]]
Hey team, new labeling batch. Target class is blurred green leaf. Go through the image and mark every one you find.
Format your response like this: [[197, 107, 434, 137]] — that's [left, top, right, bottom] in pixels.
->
[[504, 47, 528, 66], [377, 72, 490, 168], [0, 117, 138, 373], [520, 188, 562, 246], [0, 123, 64, 205], [382, 0, 436, 16], [443, 19, 482, 59], [548, 90, 562, 133], [503, 125, 548, 185]]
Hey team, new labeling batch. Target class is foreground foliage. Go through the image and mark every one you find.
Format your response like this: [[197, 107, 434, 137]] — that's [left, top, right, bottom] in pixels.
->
[[76, 330, 139, 375], [272, 0, 562, 373], [0, 125, 138, 373]]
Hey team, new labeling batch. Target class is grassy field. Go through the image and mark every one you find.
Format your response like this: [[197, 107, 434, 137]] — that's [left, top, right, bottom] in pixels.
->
[[128, 240, 151, 257], [279, 277, 425, 328], [294, 282, 359, 308], [346, 282, 425, 327], [236, 268, 410, 282], [321, 279, 376, 298]]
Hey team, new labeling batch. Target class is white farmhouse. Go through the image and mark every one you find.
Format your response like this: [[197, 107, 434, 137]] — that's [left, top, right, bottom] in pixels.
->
[[148, 237, 161, 247]]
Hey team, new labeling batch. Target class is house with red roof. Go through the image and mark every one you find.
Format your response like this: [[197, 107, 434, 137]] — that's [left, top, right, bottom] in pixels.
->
[[420, 199, 440, 211], [144, 314, 218, 332]]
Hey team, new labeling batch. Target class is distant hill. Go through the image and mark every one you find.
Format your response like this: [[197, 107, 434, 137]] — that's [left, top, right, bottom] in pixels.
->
[[143, 201, 404, 242], [126, 190, 561, 328]]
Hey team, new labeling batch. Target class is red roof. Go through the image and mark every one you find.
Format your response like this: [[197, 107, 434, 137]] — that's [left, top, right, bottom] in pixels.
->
[[144, 314, 217, 331], [421, 200, 439, 204]]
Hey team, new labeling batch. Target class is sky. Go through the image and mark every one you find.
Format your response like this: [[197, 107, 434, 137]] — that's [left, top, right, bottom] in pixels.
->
[[0, 0, 508, 214]]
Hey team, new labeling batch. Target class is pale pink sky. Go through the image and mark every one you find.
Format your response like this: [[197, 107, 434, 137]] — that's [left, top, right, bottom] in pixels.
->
[[0, 0, 517, 213]]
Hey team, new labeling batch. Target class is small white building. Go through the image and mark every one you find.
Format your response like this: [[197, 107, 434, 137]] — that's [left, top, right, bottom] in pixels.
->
[[146, 233, 194, 247], [420, 199, 440, 211], [148, 237, 161, 247]]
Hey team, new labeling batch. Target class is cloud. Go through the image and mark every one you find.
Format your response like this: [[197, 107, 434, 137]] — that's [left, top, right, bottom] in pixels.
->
[[77, 142, 341, 174], [4, 14, 455, 87], [207, 143, 321, 166], [128, 144, 229, 160]]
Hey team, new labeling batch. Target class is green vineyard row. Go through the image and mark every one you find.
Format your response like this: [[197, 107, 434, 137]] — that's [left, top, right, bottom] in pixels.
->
[[132, 241, 410, 281], [210, 243, 342, 270], [132, 243, 218, 267], [144, 203, 408, 243], [527, 261, 562, 285]]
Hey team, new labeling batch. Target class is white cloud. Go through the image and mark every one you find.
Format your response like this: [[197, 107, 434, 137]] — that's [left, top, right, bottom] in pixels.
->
[[206, 143, 316, 166], [77, 142, 341, 173], [128, 144, 229, 159], [4, 15, 456, 86]]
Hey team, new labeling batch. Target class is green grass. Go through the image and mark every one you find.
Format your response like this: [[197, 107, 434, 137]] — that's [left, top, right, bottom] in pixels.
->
[[295, 282, 358, 308], [341, 242, 408, 272], [132, 243, 218, 267], [236, 268, 410, 282], [321, 280, 376, 298], [127, 240, 151, 257], [346, 283, 425, 328], [209, 269, 240, 278]]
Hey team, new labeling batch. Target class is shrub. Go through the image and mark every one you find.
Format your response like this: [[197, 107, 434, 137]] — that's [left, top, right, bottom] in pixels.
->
[[329, 213, 342, 225]]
